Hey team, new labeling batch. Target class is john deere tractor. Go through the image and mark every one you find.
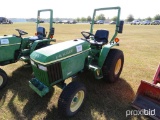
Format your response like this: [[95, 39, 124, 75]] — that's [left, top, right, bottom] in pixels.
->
[[29, 7, 124, 116], [0, 9, 55, 89]]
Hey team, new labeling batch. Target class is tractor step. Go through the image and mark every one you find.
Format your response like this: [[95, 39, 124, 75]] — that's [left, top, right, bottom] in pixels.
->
[[21, 49, 30, 56], [89, 64, 103, 79], [20, 56, 30, 62], [29, 78, 49, 97]]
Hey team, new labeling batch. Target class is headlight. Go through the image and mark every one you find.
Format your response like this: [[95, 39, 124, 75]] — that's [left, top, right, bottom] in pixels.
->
[[38, 64, 47, 71], [30, 60, 35, 66]]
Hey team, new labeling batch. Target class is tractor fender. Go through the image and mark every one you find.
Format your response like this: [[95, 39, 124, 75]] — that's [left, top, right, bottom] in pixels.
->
[[98, 43, 119, 68]]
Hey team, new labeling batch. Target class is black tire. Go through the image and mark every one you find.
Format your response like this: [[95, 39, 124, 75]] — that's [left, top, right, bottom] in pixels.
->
[[58, 81, 86, 117], [0, 68, 8, 89], [102, 49, 124, 83]]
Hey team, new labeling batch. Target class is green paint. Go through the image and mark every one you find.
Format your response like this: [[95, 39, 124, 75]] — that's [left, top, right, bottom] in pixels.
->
[[90, 6, 121, 43], [0, 36, 21, 63], [29, 78, 49, 97], [37, 9, 54, 39], [0, 9, 55, 65], [30, 39, 90, 65], [61, 50, 89, 79], [98, 43, 119, 67], [30, 7, 124, 97], [32, 65, 50, 86]]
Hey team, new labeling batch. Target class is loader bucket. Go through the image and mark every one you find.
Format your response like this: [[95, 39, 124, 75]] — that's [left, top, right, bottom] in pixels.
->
[[153, 64, 160, 84], [132, 80, 160, 120]]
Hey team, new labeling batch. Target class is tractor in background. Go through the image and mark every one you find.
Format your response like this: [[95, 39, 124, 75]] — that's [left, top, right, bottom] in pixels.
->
[[0, 9, 55, 89], [132, 65, 160, 120], [29, 7, 124, 116]]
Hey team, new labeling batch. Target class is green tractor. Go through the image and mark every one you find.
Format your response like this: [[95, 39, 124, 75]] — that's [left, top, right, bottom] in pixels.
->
[[29, 6, 124, 116], [0, 9, 55, 89]]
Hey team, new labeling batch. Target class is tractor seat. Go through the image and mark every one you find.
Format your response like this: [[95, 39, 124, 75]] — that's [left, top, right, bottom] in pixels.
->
[[29, 27, 46, 41], [90, 29, 109, 47]]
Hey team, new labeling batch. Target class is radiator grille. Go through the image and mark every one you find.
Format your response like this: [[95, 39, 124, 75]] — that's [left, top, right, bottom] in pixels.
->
[[47, 62, 62, 84]]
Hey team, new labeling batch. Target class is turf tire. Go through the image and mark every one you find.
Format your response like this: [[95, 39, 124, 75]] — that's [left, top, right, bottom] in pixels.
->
[[58, 81, 86, 117], [0, 68, 8, 89], [102, 49, 124, 83]]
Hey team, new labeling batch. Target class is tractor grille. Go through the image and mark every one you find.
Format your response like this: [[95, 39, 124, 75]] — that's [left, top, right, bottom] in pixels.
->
[[32, 66, 49, 86], [47, 62, 62, 84]]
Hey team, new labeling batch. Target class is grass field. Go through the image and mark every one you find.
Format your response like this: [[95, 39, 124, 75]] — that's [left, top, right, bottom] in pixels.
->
[[0, 23, 160, 120]]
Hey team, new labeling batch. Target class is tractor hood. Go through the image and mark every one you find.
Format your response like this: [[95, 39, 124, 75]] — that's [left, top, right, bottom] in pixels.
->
[[30, 39, 90, 65]]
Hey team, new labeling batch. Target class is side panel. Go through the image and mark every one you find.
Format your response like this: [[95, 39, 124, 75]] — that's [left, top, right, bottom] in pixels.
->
[[0, 36, 21, 63], [61, 51, 89, 79], [98, 43, 118, 67]]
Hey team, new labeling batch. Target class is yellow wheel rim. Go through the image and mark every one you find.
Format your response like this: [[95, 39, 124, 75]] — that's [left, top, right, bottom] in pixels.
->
[[0, 76, 3, 86], [114, 59, 122, 75], [70, 90, 84, 112]]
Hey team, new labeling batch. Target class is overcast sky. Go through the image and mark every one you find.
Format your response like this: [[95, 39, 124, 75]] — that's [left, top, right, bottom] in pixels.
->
[[0, 0, 160, 19]]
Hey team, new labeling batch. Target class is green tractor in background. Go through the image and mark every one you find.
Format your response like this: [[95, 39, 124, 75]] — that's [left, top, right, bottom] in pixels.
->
[[29, 7, 124, 116], [0, 9, 55, 89]]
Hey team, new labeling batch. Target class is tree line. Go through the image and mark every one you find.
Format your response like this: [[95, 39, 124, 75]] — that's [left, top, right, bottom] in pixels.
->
[[76, 14, 160, 22], [26, 14, 160, 22], [26, 14, 106, 22], [126, 14, 160, 22]]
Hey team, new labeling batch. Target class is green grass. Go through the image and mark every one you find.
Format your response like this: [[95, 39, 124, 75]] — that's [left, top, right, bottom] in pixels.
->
[[0, 23, 160, 120]]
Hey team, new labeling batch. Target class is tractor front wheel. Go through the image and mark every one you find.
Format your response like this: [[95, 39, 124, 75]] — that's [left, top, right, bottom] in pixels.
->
[[0, 68, 8, 89], [102, 49, 124, 83], [58, 81, 86, 117]]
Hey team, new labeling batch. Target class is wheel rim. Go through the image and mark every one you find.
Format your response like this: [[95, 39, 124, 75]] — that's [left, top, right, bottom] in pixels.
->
[[70, 90, 84, 112], [114, 59, 122, 75], [0, 75, 3, 86]]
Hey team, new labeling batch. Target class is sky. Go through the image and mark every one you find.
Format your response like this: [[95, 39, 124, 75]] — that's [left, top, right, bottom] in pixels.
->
[[0, 0, 160, 20]]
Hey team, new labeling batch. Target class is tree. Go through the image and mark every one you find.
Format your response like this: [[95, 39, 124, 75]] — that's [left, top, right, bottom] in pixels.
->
[[81, 17, 87, 22], [137, 18, 143, 21], [154, 14, 160, 20], [87, 16, 92, 22], [146, 17, 152, 21], [76, 17, 80, 22], [112, 16, 117, 21], [126, 14, 134, 22], [96, 14, 106, 20]]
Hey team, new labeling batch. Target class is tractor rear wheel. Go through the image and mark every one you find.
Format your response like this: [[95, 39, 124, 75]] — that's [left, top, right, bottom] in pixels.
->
[[102, 49, 124, 83], [0, 68, 8, 89], [58, 81, 86, 117]]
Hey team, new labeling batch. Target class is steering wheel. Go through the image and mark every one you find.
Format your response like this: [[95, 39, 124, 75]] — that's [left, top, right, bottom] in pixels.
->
[[15, 29, 28, 36], [81, 31, 94, 39]]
